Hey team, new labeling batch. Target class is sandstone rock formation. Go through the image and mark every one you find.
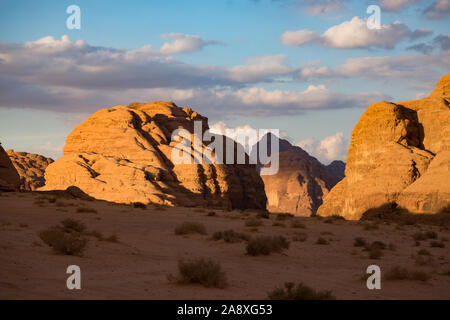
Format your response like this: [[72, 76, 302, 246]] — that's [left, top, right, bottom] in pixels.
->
[[6, 150, 54, 190], [318, 74, 450, 220], [0, 144, 20, 191], [41, 101, 266, 209], [253, 134, 345, 216]]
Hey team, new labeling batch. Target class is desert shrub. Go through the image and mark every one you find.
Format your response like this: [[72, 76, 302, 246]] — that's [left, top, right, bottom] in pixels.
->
[[368, 247, 383, 259], [176, 258, 227, 288], [276, 213, 294, 221], [61, 218, 86, 233], [19, 223, 29, 228], [256, 211, 270, 219], [272, 222, 285, 227], [85, 230, 103, 240], [354, 237, 367, 247], [385, 266, 430, 282], [324, 215, 345, 224], [290, 220, 305, 229], [368, 241, 386, 250], [175, 221, 207, 235], [413, 231, 439, 241], [425, 231, 438, 239], [55, 201, 68, 207], [245, 218, 263, 227], [268, 282, 335, 300], [363, 222, 379, 230], [414, 254, 434, 266], [316, 237, 329, 245], [385, 266, 409, 280], [193, 208, 205, 213], [418, 249, 430, 255], [0, 219, 12, 226], [132, 202, 146, 209], [246, 236, 289, 256], [47, 197, 57, 203], [361, 203, 450, 227], [207, 211, 216, 217], [292, 232, 307, 242], [105, 234, 119, 243], [76, 207, 97, 214], [430, 240, 445, 248], [388, 243, 396, 251], [212, 230, 249, 243], [39, 227, 87, 256], [410, 271, 431, 281]]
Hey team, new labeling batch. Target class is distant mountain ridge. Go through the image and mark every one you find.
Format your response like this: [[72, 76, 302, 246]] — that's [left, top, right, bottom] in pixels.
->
[[252, 133, 345, 216]]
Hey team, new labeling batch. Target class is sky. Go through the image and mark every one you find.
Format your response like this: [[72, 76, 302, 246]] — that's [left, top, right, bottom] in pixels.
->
[[0, 0, 449, 163]]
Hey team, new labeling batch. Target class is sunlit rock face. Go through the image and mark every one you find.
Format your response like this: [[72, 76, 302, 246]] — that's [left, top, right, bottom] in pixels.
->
[[42, 101, 267, 210], [318, 74, 450, 220]]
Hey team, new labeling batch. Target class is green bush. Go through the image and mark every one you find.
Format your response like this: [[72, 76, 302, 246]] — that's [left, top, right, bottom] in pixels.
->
[[268, 282, 335, 300]]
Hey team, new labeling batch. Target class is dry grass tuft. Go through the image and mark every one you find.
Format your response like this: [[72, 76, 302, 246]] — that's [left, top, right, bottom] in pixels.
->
[[268, 282, 335, 300]]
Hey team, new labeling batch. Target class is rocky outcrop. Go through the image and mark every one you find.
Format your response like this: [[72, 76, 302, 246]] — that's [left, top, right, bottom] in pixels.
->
[[252, 134, 345, 216], [0, 144, 20, 191], [6, 150, 54, 190], [41, 101, 266, 209], [318, 74, 450, 220]]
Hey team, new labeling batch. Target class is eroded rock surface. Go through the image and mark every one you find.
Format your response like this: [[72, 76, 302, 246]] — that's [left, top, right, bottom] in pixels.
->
[[0, 145, 20, 191], [41, 101, 266, 209], [318, 74, 450, 219], [6, 150, 54, 190], [253, 134, 345, 216]]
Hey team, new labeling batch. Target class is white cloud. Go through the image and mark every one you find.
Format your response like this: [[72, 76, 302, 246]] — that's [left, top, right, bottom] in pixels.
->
[[424, 0, 450, 20], [378, 0, 419, 12], [281, 16, 420, 49], [296, 132, 348, 164], [297, 51, 450, 85], [227, 54, 294, 82], [26, 141, 64, 160], [159, 33, 221, 55], [300, 0, 348, 16], [280, 30, 320, 46]]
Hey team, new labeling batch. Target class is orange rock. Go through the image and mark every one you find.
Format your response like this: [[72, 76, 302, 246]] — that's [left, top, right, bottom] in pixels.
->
[[41, 101, 266, 209], [253, 134, 345, 216], [6, 150, 53, 191], [318, 74, 450, 219], [0, 144, 20, 191]]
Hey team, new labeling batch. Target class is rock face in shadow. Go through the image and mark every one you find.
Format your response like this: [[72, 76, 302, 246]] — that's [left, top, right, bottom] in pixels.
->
[[6, 150, 54, 190], [318, 73, 450, 220], [0, 145, 20, 191], [252, 134, 345, 216], [41, 101, 266, 210]]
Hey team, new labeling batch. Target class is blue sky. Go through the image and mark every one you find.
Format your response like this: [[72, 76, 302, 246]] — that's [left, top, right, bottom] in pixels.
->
[[0, 0, 449, 163]]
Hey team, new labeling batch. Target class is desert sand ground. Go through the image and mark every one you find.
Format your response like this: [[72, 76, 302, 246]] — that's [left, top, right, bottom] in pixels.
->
[[0, 191, 449, 300]]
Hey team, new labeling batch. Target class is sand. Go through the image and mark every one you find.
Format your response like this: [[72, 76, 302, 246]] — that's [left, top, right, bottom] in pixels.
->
[[0, 191, 449, 300]]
